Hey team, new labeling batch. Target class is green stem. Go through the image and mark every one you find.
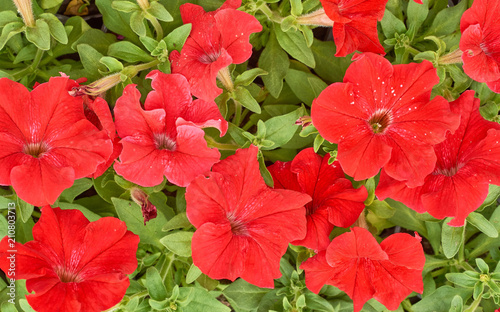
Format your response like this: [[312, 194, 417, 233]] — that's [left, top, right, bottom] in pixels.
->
[[460, 261, 476, 272], [205, 135, 239, 151], [258, 4, 284, 23], [233, 99, 242, 126], [406, 45, 421, 56], [463, 296, 482, 312], [146, 15, 164, 41], [131, 59, 161, 73], [11, 48, 45, 81]]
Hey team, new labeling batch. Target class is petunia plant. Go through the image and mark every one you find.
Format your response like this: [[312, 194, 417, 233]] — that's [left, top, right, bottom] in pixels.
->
[[0, 0, 499, 311]]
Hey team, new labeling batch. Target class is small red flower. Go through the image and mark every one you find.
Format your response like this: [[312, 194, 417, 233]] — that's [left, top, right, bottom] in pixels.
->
[[268, 148, 367, 251], [186, 145, 311, 288], [0, 206, 139, 312], [170, 0, 262, 101], [376, 91, 500, 226], [113, 71, 227, 187], [413, 0, 423, 3], [300, 227, 425, 312], [311, 53, 459, 187], [319, 0, 388, 57], [460, 0, 500, 92], [0, 77, 113, 206]]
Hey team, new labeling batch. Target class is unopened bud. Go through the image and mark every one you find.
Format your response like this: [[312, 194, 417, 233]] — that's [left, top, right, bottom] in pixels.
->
[[296, 8, 332, 27], [12, 0, 35, 27], [295, 116, 312, 128], [84, 73, 122, 97], [131, 187, 157, 225]]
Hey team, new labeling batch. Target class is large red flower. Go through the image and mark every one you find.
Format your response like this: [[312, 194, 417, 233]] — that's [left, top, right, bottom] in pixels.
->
[[311, 53, 459, 187], [113, 71, 227, 187], [170, 0, 262, 101], [268, 148, 367, 251], [460, 0, 500, 93], [376, 91, 500, 226], [186, 145, 311, 288], [300, 227, 425, 312], [319, 0, 388, 57], [0, 77, 112, 206], [0, 206, 139, 312]]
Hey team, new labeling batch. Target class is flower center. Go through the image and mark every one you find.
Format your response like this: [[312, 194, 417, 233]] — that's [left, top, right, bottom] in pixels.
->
[[368, 110, 392, 134], [23, 142, 49, 158], [54, 266, 83, 283], [199, 52, 220, 64], [154, 133, 176, 151], [434, 163, 464, 177], [227, 214, 249, 236]]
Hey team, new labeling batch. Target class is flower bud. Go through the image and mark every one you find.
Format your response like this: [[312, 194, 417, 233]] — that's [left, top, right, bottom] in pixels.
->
[[12, 0, 35, 27]]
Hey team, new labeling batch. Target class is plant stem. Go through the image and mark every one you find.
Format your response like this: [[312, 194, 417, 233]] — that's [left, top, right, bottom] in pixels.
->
[[11, 48, 44, 81], [463, 296, 482, 312], [146, 15, 164, 41], [205, 135, 239, 151], [258, 4, 284, 23], [131, 59, 161, 72]]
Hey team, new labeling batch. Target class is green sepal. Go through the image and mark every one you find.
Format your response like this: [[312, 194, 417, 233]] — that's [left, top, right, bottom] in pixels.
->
[[147, 1, 173, 22], [25, 19, 51, 50]]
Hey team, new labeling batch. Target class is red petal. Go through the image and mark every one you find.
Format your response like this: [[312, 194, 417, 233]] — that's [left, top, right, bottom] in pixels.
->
[[375, 169, 426, 213], [73, 275, 130, 312], [333, 18, 385, 57], [176, 98, 228, 136], [322, 178, 367, 227], [215, 8, 262, 64], [380, 233, 426, 270], [268, 160, 302, 191], [26, 281, 81, 312], [300, 250, 336, 294], [292, 209, 333, 251]]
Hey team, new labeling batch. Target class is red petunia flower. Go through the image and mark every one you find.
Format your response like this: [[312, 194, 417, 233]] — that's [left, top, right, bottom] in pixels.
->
[[413, 0, 423, 3], [170, 0, 262, 101], [311, 53, 459, 187], [300, 227, 425, 312], [319, 0, 388, 57], [0, 77, 113, 206], [113, 70, 227, 187], [376, 91, 500, 226], [186, 145, 311, 288], [268, 148, 367, 251], [0, 206, 139, 312], [66, 78, 123, 178], [460, 0, 500, 93]]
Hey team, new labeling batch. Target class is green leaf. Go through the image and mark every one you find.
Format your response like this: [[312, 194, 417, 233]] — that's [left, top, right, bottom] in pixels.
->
[[130, 11, 146, 37], [424, 0, 466, 37], [442, 218, 465, 259], [99, 56, 124, 73], [58, 202, 101, 222], [274, 24, 315, 68], [223, 278, 269, 311], [467, 205, 500, 258], [186, 264, 202, 284], [386, 198, 428, 236], [235, 68, 268, 87], [71, 28, 117, 54], [162, 212, 191, 232], [473, 281, 484, 300], [111, 197, 168, 248], [258, 150, 274, 187], [140, 36, 158, 52], [13, 44, 37, 64], [259, 32, 289, 98], [406, 0, 428, 39], [159, 231, 193, 257], [165, 23, 191, 53], [448, 295, 463, 312], [16, 197, 34, 223], [233, 86, 261, 114], [25, 19, 51, 50], [147, 2, 173, 22], [111, 0, 140, 13], [476, 258, 489, 274], [39, 13, 68, 44], [467, 212, 498, 238], [261, 106, 306, 150], [108, 41, 155, 63], [367, 200, 396, 219], [446, 273, 479, 288], [0, 11, 21, 27], [311, 39, 351, 84], [285, 69, 327, 106], [380, 9, 406, 39], [146, 267, 168, 301], [412, 286, 472, 312], [178, 287, 231, 312], [0, 22, 24, 51], [95, 0, 141, 46], [59, 178, 93, 203], [290, 0, 303, 16], [77, 44, 106, 80], [479, 185, 500, 211], [303, 292, 334, 312]]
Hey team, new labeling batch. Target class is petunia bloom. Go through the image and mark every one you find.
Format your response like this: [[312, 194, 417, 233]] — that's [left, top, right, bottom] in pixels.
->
[[0, 77, 113, 206], [0, 206, 139, 312], [170, 0, 262, 101], [186, 145, 311, 288], [66, 77, 123, 178], [460, 0, 500, 93], [268, 148, 367, 251], [113, 70, 227, 187], [376, 91, 500, 226], [297, 0, 388, 57], [300, 227, 425, 312], [311, 53, 459, 187]]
